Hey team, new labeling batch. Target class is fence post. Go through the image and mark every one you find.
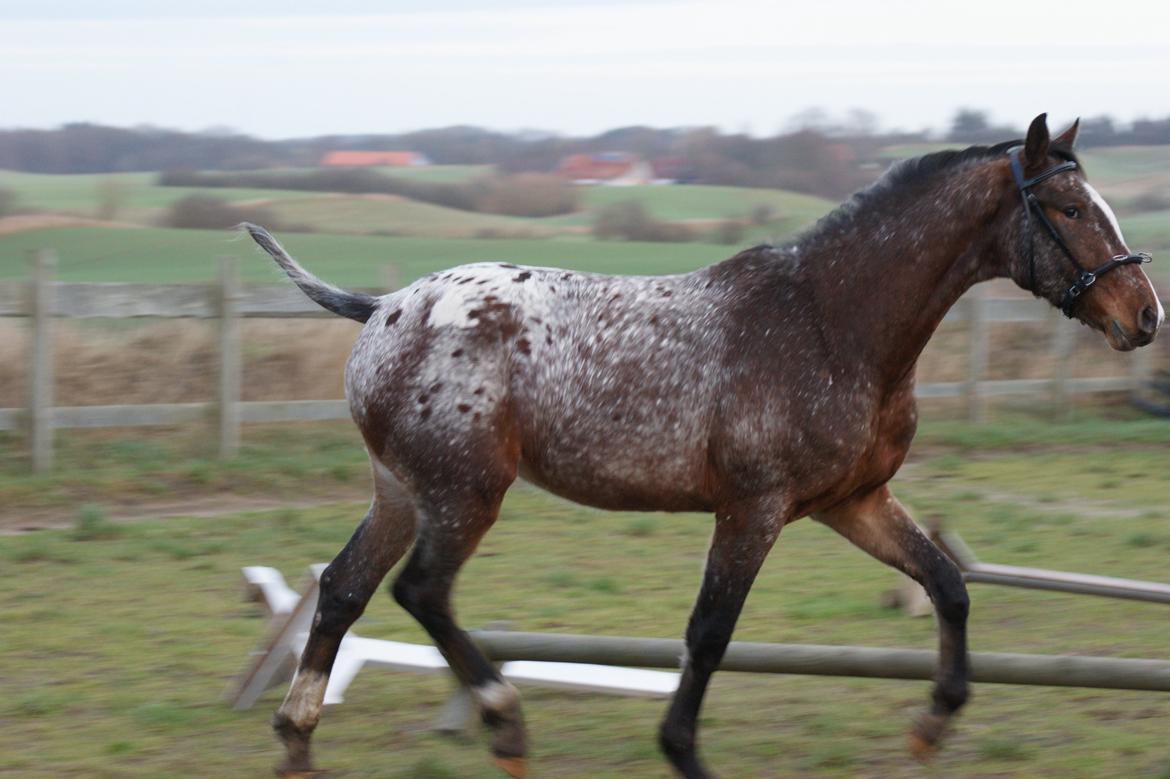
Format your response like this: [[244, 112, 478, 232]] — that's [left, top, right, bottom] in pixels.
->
[[963, 286, 989, 423], [27, 249, 56, 472], [1049, 311, 1075, 418], [218, 256, 241, 458]]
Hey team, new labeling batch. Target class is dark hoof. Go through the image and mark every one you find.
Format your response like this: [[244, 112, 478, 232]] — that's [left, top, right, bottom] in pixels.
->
[[908, 712, 949, 762], [493, 756, 528, 778]]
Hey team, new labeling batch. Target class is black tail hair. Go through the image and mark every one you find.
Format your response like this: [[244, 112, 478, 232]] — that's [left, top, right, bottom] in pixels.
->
[[240, 223, 377, 323]]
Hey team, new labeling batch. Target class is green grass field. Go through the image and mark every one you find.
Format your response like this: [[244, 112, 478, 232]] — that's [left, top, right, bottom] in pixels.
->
[[1, 416, 1169, 778], [0, 170, 309, 217], [0, 167, 836, 243], [264, 195, 560, 238], [4, 146, 1170, 288], [0, 226, 755, 284]]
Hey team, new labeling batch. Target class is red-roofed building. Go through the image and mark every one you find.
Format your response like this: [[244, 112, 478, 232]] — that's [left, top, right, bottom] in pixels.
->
[[320, 151, 430, 168], [556, 152, 653, 185]]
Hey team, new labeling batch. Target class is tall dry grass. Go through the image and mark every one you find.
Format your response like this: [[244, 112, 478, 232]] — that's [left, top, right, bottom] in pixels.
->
[[0, 316, 1160, 410], [0, 319, 357, 407]]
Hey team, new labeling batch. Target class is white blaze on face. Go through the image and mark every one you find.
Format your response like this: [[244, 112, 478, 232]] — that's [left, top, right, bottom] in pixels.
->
[[1085, 182, 1163, 327], [1084, 182, 1126, 246]]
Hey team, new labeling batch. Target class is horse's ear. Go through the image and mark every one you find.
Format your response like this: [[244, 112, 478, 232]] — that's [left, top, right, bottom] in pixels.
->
[[1023, 113, 1050, 168], [1053, 118, 1080, 149]]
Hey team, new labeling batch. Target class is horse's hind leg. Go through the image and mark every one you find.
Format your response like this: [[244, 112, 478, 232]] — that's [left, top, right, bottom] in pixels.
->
[[273, 468, 416, 777], [815, 485, 970, 759], [391, 485, 526, 777]]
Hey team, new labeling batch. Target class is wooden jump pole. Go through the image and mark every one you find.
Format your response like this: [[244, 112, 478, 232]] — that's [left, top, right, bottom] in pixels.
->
[[471, 631, 1170, 693], [934, 529, 1170, 606]]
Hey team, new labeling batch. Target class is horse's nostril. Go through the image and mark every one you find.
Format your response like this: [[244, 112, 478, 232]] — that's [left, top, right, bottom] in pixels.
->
[[1139, 306, 1159, 335]]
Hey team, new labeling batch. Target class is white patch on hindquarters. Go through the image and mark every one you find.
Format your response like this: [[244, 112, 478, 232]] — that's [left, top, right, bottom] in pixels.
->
[[426, 263, 544, 329], [428, 285, 479, 328]]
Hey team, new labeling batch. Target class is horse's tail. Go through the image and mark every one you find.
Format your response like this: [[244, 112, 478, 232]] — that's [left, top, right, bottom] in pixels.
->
[[240, 223, 378, 323]]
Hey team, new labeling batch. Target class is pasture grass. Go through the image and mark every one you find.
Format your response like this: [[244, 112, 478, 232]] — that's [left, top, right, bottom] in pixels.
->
[[0, 226, 740, 285], [0, 169, 309, 216], [1, 415, 1169, 777], [264, 195, 559, 237], [2, 412, 1169, 520]]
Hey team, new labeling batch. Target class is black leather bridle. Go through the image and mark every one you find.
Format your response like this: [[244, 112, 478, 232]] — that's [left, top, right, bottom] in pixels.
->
[[1008, 146, 1151, 318]]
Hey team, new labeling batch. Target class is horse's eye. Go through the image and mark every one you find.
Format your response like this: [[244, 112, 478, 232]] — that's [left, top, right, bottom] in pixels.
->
[[1062, 206, 1080, 219]]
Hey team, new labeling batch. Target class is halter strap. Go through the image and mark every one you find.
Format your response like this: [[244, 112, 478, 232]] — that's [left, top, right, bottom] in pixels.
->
[[1007, 146, 1151, 318]]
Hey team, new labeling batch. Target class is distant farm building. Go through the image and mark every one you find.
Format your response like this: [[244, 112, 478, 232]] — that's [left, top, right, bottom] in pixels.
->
[[556, 152, 654, 186], [320, 151, 430, 168]]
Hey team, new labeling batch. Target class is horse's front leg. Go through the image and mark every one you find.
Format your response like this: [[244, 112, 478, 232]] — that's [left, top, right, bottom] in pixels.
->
[[815, 485, 971, 759], [659, 495, 787, 779]]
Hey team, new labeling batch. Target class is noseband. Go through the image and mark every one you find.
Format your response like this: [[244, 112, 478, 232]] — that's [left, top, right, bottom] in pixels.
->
[[1008, 146, 1151, 318]]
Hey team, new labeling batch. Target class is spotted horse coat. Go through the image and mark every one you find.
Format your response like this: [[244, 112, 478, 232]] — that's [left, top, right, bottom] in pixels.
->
[[241, 114, 1161, 779]]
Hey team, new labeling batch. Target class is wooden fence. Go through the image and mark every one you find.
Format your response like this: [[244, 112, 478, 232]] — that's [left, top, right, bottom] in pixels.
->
[[0, 251, 1164, 471]]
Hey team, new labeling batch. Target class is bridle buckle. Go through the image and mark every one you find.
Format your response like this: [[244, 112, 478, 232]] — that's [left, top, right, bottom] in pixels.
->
[[1069, 272, 1096, 298]]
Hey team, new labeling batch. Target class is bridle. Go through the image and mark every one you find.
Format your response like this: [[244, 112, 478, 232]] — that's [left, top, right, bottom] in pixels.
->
[[1008, 146, 1151, 318]]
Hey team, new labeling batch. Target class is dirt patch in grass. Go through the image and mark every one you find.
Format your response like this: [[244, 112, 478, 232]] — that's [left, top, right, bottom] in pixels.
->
[[0, 214, 142, 235]]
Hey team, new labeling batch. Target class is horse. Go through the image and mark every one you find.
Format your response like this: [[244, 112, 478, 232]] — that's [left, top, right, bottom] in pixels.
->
[[243, 113, 1161, 779]]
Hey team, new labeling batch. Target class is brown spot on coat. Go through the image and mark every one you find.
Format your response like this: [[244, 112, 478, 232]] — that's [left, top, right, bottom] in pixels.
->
[[385, 310, 402, 326]]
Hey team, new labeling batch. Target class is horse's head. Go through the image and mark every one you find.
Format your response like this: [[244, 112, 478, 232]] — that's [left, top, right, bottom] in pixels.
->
[[998, 113, 1162, 351]]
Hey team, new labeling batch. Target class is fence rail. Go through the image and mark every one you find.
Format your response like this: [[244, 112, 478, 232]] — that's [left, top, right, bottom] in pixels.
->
[[470, 631, 1170, 692], [1, 251, 1164, 470]]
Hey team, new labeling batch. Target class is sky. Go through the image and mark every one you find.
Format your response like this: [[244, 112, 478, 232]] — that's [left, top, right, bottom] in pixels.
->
[[3, 0, 1170, 139]]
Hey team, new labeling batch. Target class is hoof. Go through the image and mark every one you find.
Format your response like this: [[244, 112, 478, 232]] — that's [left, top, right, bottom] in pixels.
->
[[493, 755, 528, 778], [907, 730, 938, 763], [275, 769, 330, 778], [908, 712, 948, 763]]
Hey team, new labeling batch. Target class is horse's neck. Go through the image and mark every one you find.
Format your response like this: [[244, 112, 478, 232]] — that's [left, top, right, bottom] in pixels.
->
[[805, 166, 1002, 388]]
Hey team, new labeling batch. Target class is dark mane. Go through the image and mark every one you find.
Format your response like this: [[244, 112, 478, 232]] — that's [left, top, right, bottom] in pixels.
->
[[794, 139, 1080, 246]]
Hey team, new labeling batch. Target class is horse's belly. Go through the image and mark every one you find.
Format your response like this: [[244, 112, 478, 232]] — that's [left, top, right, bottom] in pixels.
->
[[517, 436, 714, 512]]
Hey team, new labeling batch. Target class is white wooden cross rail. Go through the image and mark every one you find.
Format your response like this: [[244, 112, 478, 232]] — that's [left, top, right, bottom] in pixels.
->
[[229, 565, 680, 728]]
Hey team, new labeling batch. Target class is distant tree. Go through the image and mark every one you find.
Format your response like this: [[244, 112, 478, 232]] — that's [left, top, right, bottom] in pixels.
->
[[1077, 115, 1117, 147], [949, 109, 990, 140], [948, 109, 1018, 144]]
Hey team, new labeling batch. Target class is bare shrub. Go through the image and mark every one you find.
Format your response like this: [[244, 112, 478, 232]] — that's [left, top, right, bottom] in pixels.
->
[[749, 204, 774, 226], [164, 195, 284, 231], [470, 173, 580, 217], [592, 201, 694, 242], [713, 220, 746, 245]]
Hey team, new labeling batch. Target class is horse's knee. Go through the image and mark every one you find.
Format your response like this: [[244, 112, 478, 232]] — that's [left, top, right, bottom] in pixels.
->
[[316, 567, 369, 635]]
